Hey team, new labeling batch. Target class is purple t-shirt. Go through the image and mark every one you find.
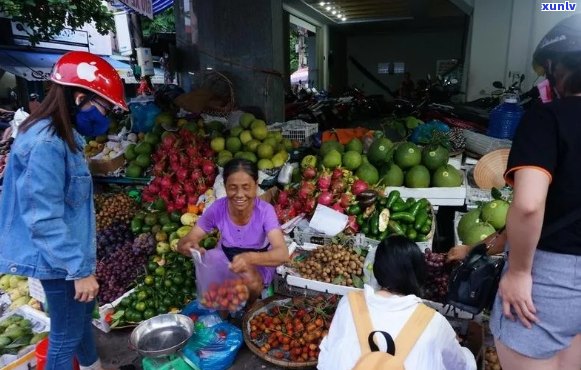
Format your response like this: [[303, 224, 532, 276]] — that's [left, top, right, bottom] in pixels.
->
[[197, 197, 280, 250]]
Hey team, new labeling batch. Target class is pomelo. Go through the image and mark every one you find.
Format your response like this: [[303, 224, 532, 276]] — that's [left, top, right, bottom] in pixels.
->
[[257, 143, 274, 159], [244, 139, 261, 153], [394, 142, 421, 169], [320, 140, 344, 157], [342, 151, 363, 170], [251, 125, 268, 140], [432, 165, 463, 187], [126, 163, 143, 178], [210, 137, 225, 152], [322, 149, 342, 169], [216, 151, 233, 167], [463, 223, 496, 245], [144, 132, 159, 146], [282, 138, 293, 151], [124, 144, 137, 161], [239, 113, 255, 129], [230, 126, 243, 138], [134, 142, 153, 155], [457, 208, 482, 242], [257, 159, 274, 170], [355, 163, 379, 185], [239, 130, 253, 145], [263, 137, 278, 149], [481, 200, 510, 230], [272, 152, 288, 167], [135, 153, 151, 168], [405, 165, 430, 188], [381, 164, 404, 186], [422, 145, 449, 171], [226, 137, 242, 153], [367, 138, 394, 166], [345, 138, 364, 154]]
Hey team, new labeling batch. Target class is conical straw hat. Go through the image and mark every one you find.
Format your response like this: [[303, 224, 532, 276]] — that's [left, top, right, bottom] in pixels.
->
[[473, 148, 510, 189]]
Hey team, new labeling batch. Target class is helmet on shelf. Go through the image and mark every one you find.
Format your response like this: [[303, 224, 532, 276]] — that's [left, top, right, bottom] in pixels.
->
[[50, 51, 128, 111], [533, 14, 581, 73]]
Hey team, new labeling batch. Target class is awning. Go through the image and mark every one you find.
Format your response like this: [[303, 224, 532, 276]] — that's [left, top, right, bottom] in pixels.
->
[[0, 49, 63, 81], [111, 0, 174, 16]]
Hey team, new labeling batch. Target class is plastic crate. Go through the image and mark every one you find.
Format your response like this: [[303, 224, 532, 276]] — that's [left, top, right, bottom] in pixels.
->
[[268, 120, 318, 145]]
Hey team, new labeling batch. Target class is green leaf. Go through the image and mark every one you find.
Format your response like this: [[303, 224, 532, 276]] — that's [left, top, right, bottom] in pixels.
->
[[352, 275, 364, 289]]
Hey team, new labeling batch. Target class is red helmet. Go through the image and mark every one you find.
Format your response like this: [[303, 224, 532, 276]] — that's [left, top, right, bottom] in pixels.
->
[[51, 51, 128, 111]]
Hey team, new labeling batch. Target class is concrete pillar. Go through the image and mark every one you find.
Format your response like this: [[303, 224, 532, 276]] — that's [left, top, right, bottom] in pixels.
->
[[175, 0, 285, 122]]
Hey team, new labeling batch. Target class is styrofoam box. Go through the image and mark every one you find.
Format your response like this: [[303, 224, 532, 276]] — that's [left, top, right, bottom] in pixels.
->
[[93, 288, 135, 333], [447, 153, 463, 170], [0, 305, 51, 370], [384, 171, 467, 207], [284, 274, 363, 296]]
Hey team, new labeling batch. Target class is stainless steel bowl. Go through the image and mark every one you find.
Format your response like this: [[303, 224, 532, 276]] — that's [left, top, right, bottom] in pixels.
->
[[129, 314, 195, 358]]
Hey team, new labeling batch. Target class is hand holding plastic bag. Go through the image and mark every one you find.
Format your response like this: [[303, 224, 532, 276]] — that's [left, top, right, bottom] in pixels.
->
[[192, 250, 250, 312]]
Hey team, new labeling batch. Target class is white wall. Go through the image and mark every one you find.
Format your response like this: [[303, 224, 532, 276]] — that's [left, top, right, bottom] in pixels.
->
[[347, 29, 465, 98], [465, 0, 576, 100]]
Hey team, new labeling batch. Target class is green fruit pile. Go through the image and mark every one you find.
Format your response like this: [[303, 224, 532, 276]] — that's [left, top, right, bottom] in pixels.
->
[[0, 315, 48, 355], [125, 131, 161, 178], [457, 199, 510, 245], [384, 142, 462, 188], [210, 112, 292, 169], [109, 252, 196, 327]]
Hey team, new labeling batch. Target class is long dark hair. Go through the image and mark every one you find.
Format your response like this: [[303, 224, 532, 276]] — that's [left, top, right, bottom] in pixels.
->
[[373, 235, 426, 296], [558, 53, 581, 96], [223, 158, 259, 183], [19, 84, 79, 152]]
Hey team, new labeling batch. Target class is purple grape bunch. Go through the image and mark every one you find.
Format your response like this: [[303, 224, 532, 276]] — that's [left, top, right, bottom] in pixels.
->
[[96, 233, 155, 303], [96, 223, 134, 260], [422, 248, 450, 303], [132, 233, 155, 255]]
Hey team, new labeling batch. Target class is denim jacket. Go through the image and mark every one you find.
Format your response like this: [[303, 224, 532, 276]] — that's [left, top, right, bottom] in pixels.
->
[[0, 118, 96, 280]]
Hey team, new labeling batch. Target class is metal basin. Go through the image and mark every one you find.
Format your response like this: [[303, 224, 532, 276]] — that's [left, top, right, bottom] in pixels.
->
[[129, 314, 194, 358]]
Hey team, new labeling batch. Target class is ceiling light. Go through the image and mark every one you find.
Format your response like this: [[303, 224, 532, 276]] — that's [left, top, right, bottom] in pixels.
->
[[319, 1, 325, 5], [332, 10, 337, 14], [325, 6, 331, 11], [342, 17, 347, 21]]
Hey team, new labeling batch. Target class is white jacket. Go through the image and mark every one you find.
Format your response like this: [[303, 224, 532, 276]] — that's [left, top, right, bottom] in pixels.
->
[[318, 285, 476, 370]]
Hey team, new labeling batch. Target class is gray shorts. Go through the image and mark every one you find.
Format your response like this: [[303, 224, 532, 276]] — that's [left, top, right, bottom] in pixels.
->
[[490, 249, 581, 359]]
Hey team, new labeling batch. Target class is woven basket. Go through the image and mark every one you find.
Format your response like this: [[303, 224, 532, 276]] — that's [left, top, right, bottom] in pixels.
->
[[188, 70, 236, 117], [462, 129, 512, 158], [242, 296, 318, 369], [473, 148, 510, 189]]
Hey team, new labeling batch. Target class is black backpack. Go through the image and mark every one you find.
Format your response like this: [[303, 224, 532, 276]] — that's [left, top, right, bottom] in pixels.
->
[[446, 243, 505, 315]]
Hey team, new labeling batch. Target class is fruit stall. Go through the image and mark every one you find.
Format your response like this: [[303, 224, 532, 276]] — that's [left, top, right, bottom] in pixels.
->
[[0, 95, 513, 369]]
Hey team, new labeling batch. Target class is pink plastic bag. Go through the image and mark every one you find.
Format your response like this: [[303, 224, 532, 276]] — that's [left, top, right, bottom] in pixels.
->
[[192, 250, 250, 312]]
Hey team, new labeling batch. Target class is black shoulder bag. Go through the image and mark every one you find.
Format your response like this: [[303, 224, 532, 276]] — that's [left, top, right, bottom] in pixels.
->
[[447, 208, 581, 315]]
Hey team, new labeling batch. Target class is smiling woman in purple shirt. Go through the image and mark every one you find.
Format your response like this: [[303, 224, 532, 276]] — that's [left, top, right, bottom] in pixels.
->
[[177, 158, 289, 304]]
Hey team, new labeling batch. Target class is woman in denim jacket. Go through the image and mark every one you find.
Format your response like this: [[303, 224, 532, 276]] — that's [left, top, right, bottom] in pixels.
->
[[0, 51, 128, 370]]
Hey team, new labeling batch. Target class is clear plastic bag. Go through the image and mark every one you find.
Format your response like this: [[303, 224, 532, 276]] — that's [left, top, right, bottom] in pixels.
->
[[362, 245, 380, 290], [192, 250, 250, 312]]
